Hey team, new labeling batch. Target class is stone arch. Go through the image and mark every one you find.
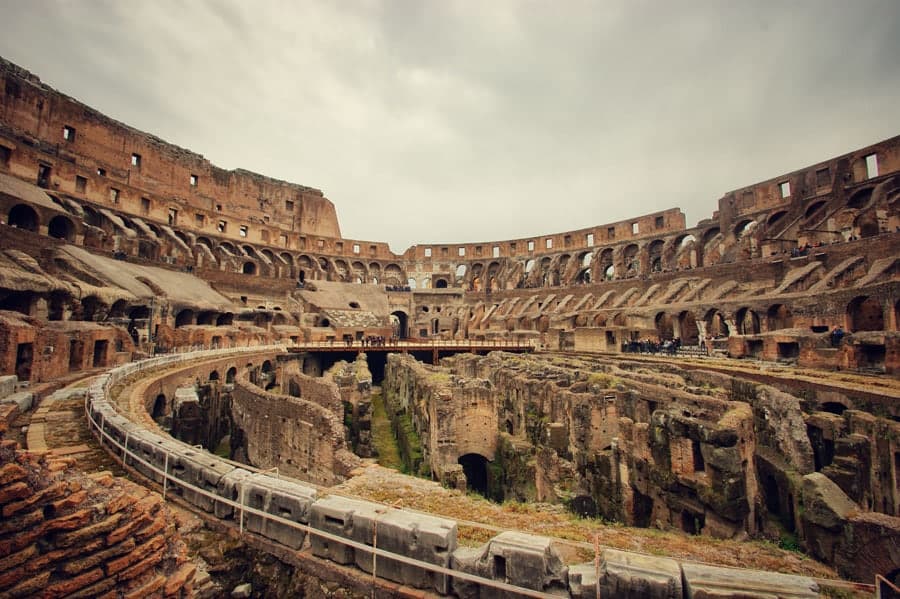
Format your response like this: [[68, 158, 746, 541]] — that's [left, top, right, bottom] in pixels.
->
[[7, 204, 39, 232], [81, 296, 107, 321], [82, 205, 103, 228], [280, 252, 295, 277], [175, 309, 195, 328], [767, 211, 788, 228], [48, 214, 75, 241], [733, 219, 755, 237], [592, 313, 608, 327], [196, 236, 213, 249], [678, 311, 700, 345], [655, 312, 674, 340], [226, 367, 237, 384], [847, 187, 873, 210], [197, 310, 218, 325], [151, 394, 167, 422], [434, 278, 448, 289], [622, 243, 640, 276], [804, 200, 827, 219], [705, 308, 729, 338], [854, 212, 879, 238], [242, 261, 257, 275], [209, 370, 220, 381], [847, 295, 883, 331], [767, 304, 793, 331], [735, 307, 761, 335], [391, 310, 408, 339], [108, 299, 128, 319], [647, 239, 664, 273]]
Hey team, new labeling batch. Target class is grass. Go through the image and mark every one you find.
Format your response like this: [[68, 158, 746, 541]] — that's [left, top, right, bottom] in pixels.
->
[[369, 389, 403, 470]]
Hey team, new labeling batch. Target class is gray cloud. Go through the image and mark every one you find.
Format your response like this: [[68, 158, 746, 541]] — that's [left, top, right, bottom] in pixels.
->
[[1, 0, 898, 252]]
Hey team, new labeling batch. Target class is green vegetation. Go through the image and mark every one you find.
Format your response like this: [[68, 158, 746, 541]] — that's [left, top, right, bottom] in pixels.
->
[[370, 390, 403, 470]]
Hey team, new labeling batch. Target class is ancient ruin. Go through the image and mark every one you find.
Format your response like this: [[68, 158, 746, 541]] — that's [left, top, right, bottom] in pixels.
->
[[1, 55, 898, 597]]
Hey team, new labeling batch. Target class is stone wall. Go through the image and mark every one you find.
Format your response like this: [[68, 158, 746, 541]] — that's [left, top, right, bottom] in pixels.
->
[[230, 372, 358, 485]]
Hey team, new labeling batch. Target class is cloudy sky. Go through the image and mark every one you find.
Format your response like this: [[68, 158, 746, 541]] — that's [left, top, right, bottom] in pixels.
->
[[1, 1, 899, 252]]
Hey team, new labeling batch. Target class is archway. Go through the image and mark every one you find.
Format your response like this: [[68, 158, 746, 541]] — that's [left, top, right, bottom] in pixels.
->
[[655, 312, 674, 340], [458, 453, 490, 497], [767, 304, 793, 331], [7, 204, 38, 232], [226, 367, 237, 384], [391, 310, 409, 339], [705, 309, 729, 338], [242, 261, 257, 275], [678, 311, 699, 345], [735, 307, 761, 335], [151, 394, 167, 423], [175, 309, 195, 328], [48, 215, 75, 241], [434, 279, 448, 289], [847, 296, 883, 331]]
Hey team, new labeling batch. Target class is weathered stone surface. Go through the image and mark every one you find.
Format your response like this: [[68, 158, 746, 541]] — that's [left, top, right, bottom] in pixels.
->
[[599, 548, 682, 599], [682, 562, 818, 599], [802, 472, 858, 530]]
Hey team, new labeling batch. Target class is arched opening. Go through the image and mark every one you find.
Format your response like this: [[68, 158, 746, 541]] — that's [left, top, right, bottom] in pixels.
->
[[217, 313, 234, 326], [197, 311, 217, 325], [0, 292, 35, 316], [623, 244, 639, 275], [735, 307, 761, 335], [7, 204, 38, 232], [678, 311, 699, 345], [226, 367, 237, 384], [705, 309, 729, 338], [655, 312, 674, 340], [175, 309, 195, 328], [804, 201, 826, 219], [767, 211, 787, 228], [81, 296, 105, 321], [209, 370, 220, 381], [407, 277, 418, 289], [242, 261, 256, 275], [820, 401, 847, 415], [847, 296, 883, 331], [569, 495, 597, 518], [847, 188, 873, 210], [108, 299, 128, 319], [854, 213, 879, 238], [152, 394, 167, 423], [458, 453, 490, 497], [391, 310, 408, 339], [767, 304, 793, 331], [434, 279, 448, 289], [48, 215, 75, 241]]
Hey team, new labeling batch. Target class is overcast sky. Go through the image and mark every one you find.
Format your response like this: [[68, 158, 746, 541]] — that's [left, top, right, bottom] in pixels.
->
[[1, 1, 899, 252]]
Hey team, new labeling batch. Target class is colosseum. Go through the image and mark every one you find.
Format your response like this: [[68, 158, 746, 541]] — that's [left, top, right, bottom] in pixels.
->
[[0, 54, 898, 598]]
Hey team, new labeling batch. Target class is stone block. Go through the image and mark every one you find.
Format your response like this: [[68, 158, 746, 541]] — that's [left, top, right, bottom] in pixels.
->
[[681, 562, 818, 599], [238, 476, 317, 549], [598, 548, 682, 599], [567, 563, 598, 599], [0, 375, 16, 400], [372, 507, 457, 593], [309, 495, 380, 565], [169, 449, 234, 513], [801, 472, 857, 530], [0, 391, 32, 412], [450, 531, 568, 598]]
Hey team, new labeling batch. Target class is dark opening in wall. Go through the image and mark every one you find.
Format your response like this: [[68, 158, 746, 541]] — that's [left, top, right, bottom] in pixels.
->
[[15, 343, 33, 381], [568, 495, 597, 518], [777, 342, 799, 359], [681, 510, 704, 535], [68, 340, 82, 371], [458, 453, 489, 497], [747, 339, 763, 358], [92, 340, 108, 367], [0, 145, 11, 168], [692, 440, 705, 472], [859, 344, 886, 370], [494, 555, 507, 580], [632, 488, 653, 527]]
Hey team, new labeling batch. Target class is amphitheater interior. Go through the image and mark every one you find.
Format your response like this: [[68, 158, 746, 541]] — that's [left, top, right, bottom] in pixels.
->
[[1, 56, 899, 598]]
